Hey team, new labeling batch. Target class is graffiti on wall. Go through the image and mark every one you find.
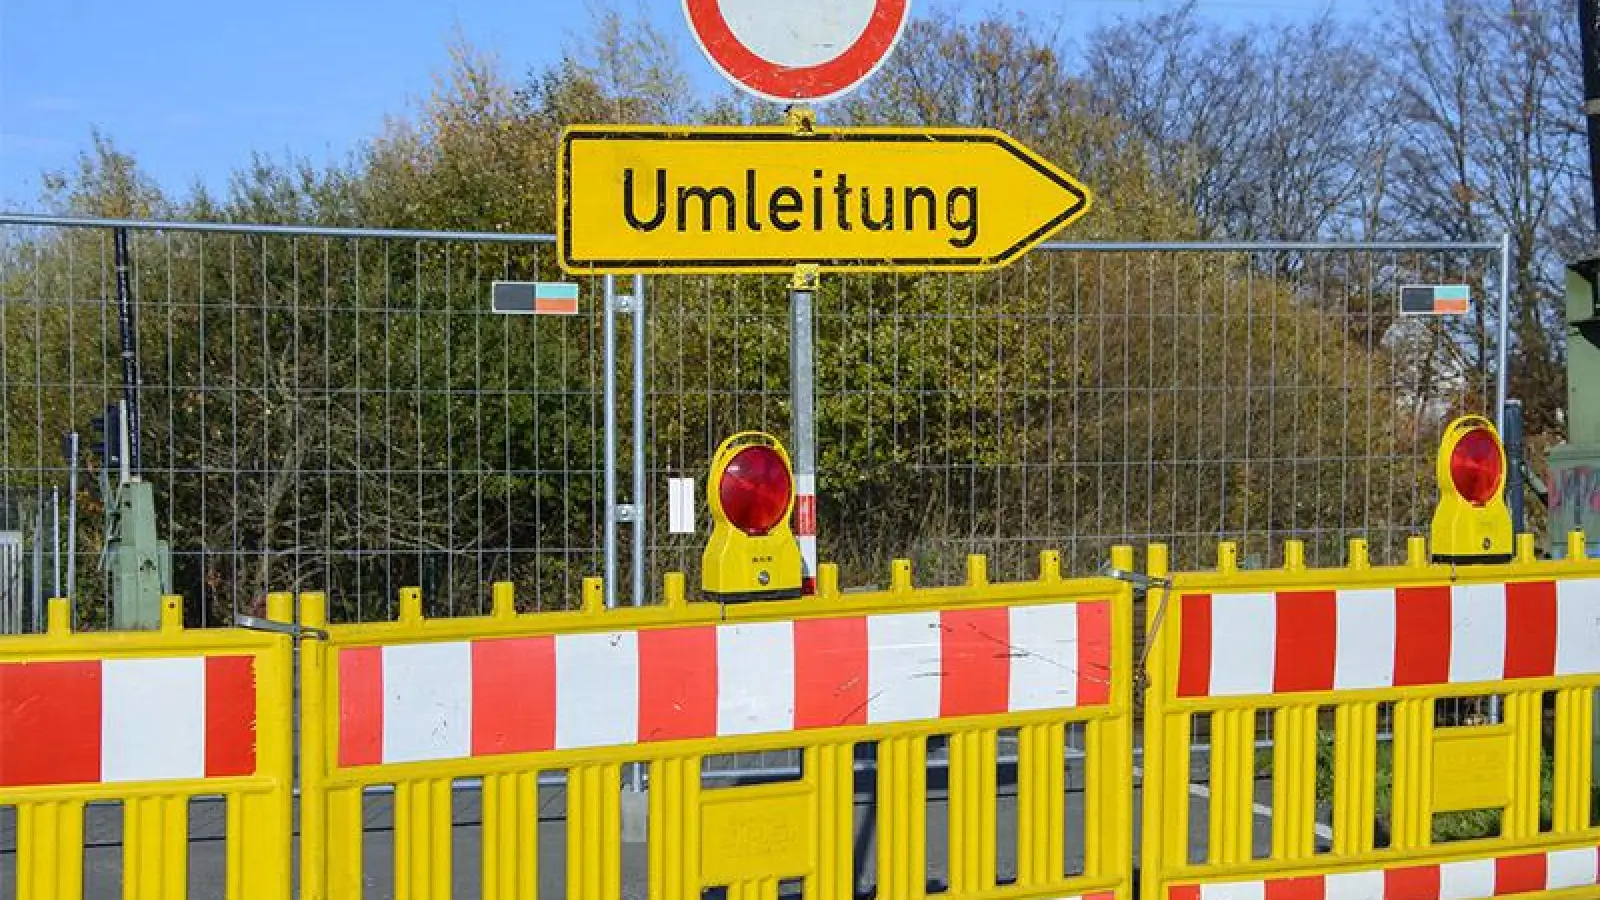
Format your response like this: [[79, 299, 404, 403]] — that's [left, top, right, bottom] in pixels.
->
[[1550, 464, 1600, 549]]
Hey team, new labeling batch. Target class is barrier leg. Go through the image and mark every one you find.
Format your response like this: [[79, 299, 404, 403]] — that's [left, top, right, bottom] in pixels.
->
[[876, 734, 927, 900], [811, 743, 855, 900], [17, 799, 84, 899], [1017, 722, 1065, 886]]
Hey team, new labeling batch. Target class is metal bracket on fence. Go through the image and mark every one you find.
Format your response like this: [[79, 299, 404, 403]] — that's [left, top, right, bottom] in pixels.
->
[[611, 293, 638, 314], [1099, 564, 1174, 694], [616, 503, 640, 523], [234, 614, 328, 641], [1097, 564, 1172, 592]]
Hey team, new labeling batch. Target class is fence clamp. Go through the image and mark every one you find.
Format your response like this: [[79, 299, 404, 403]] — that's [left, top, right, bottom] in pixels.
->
[[234, 614, 328, 642], [1097, 564, 1172, 592]]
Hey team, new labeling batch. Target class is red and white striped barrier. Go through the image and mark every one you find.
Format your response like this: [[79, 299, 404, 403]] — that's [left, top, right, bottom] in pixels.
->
[[1177, 578, 1600, 698], [0, 655, 257, 788], [337, 600, 1112, 766], [1170, 844, 1600, 899]]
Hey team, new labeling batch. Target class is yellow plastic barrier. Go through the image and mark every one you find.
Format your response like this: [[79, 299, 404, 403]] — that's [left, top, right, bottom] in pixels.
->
[[0, 594, 294, 899], [297, 551, 1135, 900], [1140, 533, 1600, 900]]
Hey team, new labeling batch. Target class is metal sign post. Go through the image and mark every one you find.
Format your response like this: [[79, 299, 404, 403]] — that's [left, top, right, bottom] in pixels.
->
[[790, 265, 820, 592]]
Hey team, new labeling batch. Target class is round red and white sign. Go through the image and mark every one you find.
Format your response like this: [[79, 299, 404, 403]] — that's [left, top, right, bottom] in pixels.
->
[[683, 0, 910, 103]]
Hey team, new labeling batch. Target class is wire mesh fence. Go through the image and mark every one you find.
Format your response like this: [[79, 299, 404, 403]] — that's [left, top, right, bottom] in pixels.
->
[[0, 215, 1508, 627]]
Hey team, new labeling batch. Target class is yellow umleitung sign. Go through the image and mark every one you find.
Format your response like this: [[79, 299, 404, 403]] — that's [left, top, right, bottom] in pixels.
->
[[557, 125, 1092, 274]]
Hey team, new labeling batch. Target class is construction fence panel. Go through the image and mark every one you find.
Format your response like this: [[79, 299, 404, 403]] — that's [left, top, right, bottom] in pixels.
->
[[3, 215, 1511, 627], [1139, 531, 1600, 900], [0, 593, 294, 899], [296, 550, 1135, 900]]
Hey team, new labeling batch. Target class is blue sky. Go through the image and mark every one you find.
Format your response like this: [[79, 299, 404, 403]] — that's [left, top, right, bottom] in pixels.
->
[[0, 0, 1375, 212]]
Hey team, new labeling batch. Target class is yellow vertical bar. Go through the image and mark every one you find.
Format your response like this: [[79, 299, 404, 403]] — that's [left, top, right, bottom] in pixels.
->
[[519, 772, 539, 900], [227, 791, 245, 900], [18, 799, 85, 899], [246, 591, 295, 900], [325, 786, 365, 899], [1159, 712, 1192, 872], [483, 774, 504, 900], [1098, 546, 1134, 889], [394, 780, 418, 900], [1333, 701, 1378, 855], [484, 771, 537, 900], [813, 743, 854, 900], [1139, 544, 1174, 900], [123, 793, 187, 900], [1207, 707, 1254, 865], [1016, 724, 1067, 887], [1086, 714, 1130, 880], [947, 731, 977, 893], [298, 591, 331, 900], [432, 777, 453, 899], [1272, 704, 1318, 860], [1554, 687, 1594, 832], [876, 735, 926, 900], [1389, 697, 1433, 850], [1505, 690, 1543, 840], [570, 762, 622, 900], [649, 756, 698, 900]]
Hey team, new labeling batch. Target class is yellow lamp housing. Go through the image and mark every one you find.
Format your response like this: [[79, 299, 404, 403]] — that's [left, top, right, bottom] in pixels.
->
[[1430, 414, 1514, 564], [701, 431, 803, 601]]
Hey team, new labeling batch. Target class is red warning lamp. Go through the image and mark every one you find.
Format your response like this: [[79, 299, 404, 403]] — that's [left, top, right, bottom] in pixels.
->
[[718, 445, 793, 536], [1448, 427, 1504, 507], [703, 432, 802, 600], [1430, 415, 1512, 563]]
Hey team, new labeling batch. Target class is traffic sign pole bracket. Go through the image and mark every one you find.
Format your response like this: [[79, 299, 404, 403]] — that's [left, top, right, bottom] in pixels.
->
[[786, 105, 817, 135], [790, 264, 820, 291]]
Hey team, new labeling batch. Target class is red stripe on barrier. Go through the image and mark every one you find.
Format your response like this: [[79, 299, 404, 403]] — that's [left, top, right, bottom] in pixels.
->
[[338, 647, 384, 766], [1495, 852, 1546, 894], [1177, 594, 1213, 697], [471, 637, 556, 755], [638, 626, 718, 742], [1394, 585, 1452, 686], [0, 659, 102, 787], [1264, 875, 1324, 899], [1385, 863, 1441, 900], [939, 607, 1009, 717], [795, 616, 868, 728], [1274, 590, 1337, 693], [1503, 581, 1558, 679], [1077, 601, 1112, 706], [1167, 887, 1200, 900], [204, 655, 257, 777]]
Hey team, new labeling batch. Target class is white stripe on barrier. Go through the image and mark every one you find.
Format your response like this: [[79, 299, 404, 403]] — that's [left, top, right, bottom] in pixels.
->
[[1201, 881, 1265, 900], [1210, 593, 1275, 696], [1437, 857, 1495, 900], [1332, 588, 1395, 691], [717, 621, 795, 736], [384, 642, 472, 764], [556, 631, 639, 749], [1322, 869, 1383, 900], [1009, 603, 1078, 711], [867, 612, 941, 724], [1448, 583, 1506, 684], [1547, 846, 1600, 890], [1555, 579, 1600, 676], [103, 656, 207, 783]]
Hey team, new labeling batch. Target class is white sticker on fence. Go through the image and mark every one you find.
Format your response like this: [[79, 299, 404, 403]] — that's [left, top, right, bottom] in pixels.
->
[[669, 477, 695, 534]]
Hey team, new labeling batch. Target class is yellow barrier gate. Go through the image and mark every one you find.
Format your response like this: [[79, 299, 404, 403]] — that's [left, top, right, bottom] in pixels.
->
[[0, 594, 294, 899], [297, 551, 1135, 900], [1140, 534, 1600, 900]]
